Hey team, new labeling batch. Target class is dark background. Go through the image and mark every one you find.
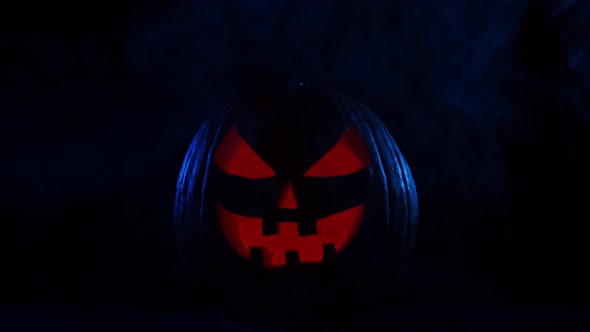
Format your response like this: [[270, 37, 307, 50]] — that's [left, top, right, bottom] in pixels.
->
[[1, 0, 590, 330]]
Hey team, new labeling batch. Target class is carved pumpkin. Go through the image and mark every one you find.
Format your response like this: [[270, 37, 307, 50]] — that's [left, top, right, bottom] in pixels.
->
[[174, 83, 418, 324]]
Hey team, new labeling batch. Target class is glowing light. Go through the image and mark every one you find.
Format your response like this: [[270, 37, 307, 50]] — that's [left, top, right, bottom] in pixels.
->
[[213, 124, 275, 179], [217, 202, 365, 268], [304, 125, 373, 177]]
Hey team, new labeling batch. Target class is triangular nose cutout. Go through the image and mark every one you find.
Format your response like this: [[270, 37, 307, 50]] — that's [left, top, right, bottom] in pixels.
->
[[276, 181, 298, 209]]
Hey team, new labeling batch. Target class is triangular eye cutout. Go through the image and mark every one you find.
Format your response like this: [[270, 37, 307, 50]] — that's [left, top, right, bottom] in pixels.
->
[[304, 125, 372, 177], [213, 124, 276, 179]]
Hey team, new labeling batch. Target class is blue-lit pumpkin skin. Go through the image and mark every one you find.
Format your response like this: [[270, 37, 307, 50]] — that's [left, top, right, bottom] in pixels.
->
[[174, 84, 418, 325]]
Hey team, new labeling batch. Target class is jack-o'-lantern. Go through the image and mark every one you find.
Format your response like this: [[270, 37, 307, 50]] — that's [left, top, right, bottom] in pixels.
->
[[174, 82, 418, 325]]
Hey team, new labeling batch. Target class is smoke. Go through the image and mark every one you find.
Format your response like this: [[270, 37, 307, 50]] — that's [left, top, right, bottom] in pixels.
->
[[4, 0, 582, 307], [122, 0, 530, 203], [550, 0, 590, 125]]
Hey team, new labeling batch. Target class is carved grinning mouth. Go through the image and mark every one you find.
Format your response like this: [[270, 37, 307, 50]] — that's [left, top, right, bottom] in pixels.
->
[[216, 201, 364, 268]]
